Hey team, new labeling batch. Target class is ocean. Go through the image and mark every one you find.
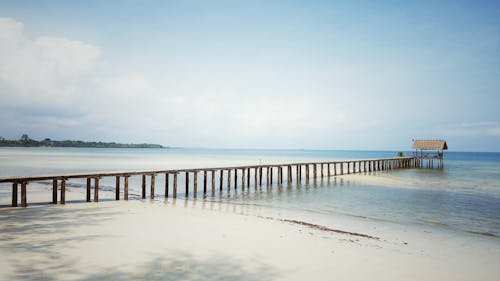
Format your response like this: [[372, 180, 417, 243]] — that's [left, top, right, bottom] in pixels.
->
[[1, 147, 499, 238]]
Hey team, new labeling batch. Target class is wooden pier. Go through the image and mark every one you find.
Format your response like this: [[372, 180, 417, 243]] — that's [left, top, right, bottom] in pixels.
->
[[1, 157, 420, 208]]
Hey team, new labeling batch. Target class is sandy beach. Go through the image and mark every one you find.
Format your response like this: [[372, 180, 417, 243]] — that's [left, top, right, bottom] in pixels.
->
[[1, 177, 499, 281]]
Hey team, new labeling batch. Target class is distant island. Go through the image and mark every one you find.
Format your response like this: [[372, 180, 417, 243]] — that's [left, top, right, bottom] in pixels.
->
[[0, 134, 164, 148]]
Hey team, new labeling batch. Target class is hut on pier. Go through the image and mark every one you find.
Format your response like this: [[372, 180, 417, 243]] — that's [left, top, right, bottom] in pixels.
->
[[411, 139, 448, 168]]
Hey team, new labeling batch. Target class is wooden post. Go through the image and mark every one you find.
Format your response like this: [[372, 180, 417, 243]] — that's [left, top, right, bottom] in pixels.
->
[[321, 164, 324, 178], [193, 171, 198, 198], [254, 167, 258, 187], [271, 167, 274, 184], [288, 165, 292, 183], [52, 179, 58, 204], [227, 169, 231, 189], [203, 170, 207, 195], [142, 174, 146, 199], [60, 179, 65, 205], [276, 167, 280, 185], [259, 167, 263, 186], [246, 168, 250, 187], [94, 178, 99, 202], [211, 170, 215, 193], [12, 183, 18, 207], [124, 176, 129, 200], [242, 168, 246, 189], [234, 169, 237, 189], [20, 182, 27, 207], [295, 165, 299, 182], [280, 166, 283, 184], [173, 173, 178, 198], [327, 163, 330, 178], [185, 172, 189, 197], [333, 163, 337, 176], [313, 164, 317, 180], [267, 167, 271, 186], [151, 174, 155, 199], [115, 176, 120, 200], [86, 178, 91, 202], [340, 162, 344, 174], [306, 164, 309, 181], [220, 170, 224, 191], [165, 173, 169, 198]]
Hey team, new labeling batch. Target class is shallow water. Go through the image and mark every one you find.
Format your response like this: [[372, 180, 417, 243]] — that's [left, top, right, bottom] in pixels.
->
[[1, 147, 499, 237]]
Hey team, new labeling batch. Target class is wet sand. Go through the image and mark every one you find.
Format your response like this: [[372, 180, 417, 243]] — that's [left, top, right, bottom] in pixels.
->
[[0, 184, 499, 281]]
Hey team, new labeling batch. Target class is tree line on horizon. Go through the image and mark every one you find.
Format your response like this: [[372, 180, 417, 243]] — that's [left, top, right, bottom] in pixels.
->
[[0, 134, 164, 148]]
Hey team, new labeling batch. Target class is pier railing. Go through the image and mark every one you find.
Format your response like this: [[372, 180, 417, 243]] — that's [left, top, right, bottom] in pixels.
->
[[1, 157, 419, 207]]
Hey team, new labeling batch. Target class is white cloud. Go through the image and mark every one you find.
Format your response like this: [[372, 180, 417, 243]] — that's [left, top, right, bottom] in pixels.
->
[[487, 127, 500, 136], [0, 17, 100, 107], [461, 121, 497, 128], [441, 121, 500, 137]]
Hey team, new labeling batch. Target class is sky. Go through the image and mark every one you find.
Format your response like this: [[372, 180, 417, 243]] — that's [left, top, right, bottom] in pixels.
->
[[0, 0, 499, 151]]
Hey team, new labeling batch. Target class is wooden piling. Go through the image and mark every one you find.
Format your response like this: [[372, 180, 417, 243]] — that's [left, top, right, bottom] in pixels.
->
[[124, 176, 129, 200], [259, 167, 263, 186], [288, 165, 292, 183], [234, 169, 237, 189], [21, 182, 27, 207], [151, 174, 155, 199], [242, 168, 245, 189], [142, 174, 146, 199], [246, 168, 250, 187], [220, 170, 224, 191], [165, 173, 169, 198], [280, 166, 283, 184], [115, 176, 120, 200], [254, 167, 258, 187], [86, 178, 91, 202], [267, 167, 271, 186], [12, 183, 18, 207], [173, 173, 178, 198], [52, 179, 58, 204], [60, 179, 65, 205], [185, 172, 189, 197], [203, 170, 207, 195], [193, 171, 197, 198], [211, 170, 215, 194], [94, 178, 99, 202], [313, 164, 317, 180], [269, 167, 273, 185], [227, 169, 231, 189]]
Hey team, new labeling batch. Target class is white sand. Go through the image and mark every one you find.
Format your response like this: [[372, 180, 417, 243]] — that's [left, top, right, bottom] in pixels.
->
[[1, 185, 499, 281]]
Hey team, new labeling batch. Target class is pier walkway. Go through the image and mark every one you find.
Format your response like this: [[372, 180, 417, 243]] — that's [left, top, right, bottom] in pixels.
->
[[1, 157, 419, 207]]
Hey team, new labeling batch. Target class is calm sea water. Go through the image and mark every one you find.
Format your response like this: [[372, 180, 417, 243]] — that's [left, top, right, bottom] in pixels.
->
[[1, 147, 499, 237]]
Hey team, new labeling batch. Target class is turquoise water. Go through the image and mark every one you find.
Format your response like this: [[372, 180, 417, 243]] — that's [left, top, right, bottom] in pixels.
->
[[1, 147, 499, 237]]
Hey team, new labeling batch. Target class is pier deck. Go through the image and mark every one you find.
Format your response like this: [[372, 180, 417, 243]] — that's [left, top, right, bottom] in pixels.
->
[[1, 157, 419, 207]]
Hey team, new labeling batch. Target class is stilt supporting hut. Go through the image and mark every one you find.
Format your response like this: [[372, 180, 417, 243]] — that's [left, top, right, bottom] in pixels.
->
[[411, 139, 448, 168]]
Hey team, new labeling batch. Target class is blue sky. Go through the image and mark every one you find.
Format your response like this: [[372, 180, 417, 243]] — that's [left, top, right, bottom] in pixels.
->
[[0, 0, 499, 151]]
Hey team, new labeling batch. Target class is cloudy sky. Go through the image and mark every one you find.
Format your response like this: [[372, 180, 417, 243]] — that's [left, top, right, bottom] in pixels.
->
[[0, 1, 499, 151]]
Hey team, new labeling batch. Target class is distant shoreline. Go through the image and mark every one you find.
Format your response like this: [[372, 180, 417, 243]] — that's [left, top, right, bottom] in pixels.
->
[[0, 137, 165, 148]]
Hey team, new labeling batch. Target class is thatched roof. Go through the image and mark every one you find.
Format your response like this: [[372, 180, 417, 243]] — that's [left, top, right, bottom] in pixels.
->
[[412, 140, 448, 150]]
